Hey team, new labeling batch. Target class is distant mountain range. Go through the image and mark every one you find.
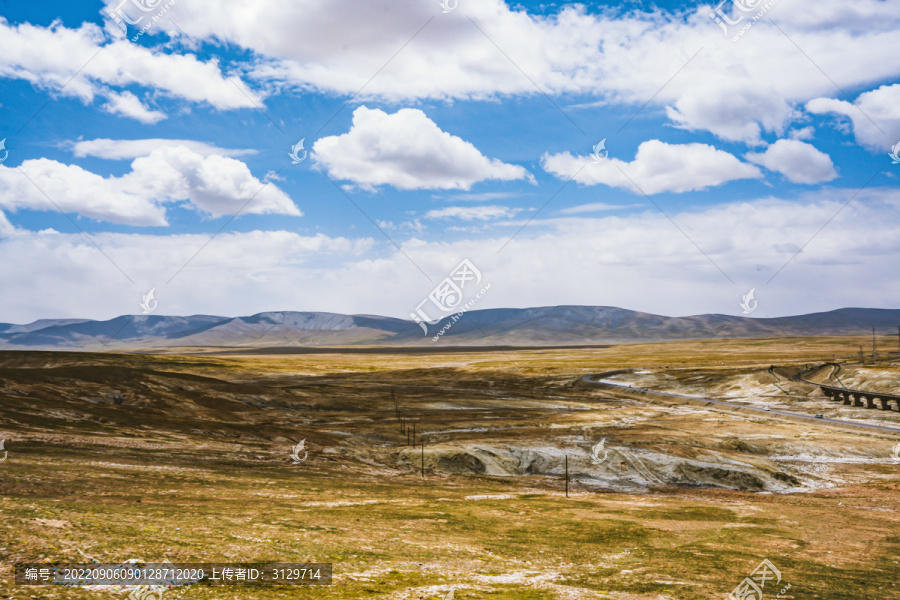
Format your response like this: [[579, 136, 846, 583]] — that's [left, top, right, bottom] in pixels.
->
[[1, 306, 899, 350]]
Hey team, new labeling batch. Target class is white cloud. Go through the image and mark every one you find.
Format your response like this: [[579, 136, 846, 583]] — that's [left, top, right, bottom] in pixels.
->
[[788, 126, 815, 141], [0, 210, 16, 237], [0, 19, 261, 120], [125, 147, 302, 218], [1, 159, 169, 226], [432, 192, 524, 202], [70, 138, 257, 160], [745, 139, 838, 184], [542, 140, 762, 194], [0, 146, 300, 226], [3, 188, 900, 323], [378, 219, 425, 234], [0, 229, 374, 322], [806, 83, 900, 150], [424, 206, 523, 221], [665, 81, 794, 144], [312, 106, 533, 191], [106, 0, 900, 145], [559, 202, 634, 214], [103, 90, 166, 123]]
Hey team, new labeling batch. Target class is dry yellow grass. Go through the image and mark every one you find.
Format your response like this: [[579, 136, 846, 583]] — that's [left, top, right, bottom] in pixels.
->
[[1, 337, 899, 599]]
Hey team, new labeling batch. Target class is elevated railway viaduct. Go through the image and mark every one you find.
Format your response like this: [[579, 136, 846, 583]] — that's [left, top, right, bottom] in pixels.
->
[[792, 364, 900, 412]]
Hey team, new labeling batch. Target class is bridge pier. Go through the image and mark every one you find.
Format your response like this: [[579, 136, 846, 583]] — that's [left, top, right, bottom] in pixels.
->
[[812, 378, 900, 412]]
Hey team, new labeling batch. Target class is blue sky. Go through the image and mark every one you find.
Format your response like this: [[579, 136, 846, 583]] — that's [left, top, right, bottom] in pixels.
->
[[0, 0, 898, 324]]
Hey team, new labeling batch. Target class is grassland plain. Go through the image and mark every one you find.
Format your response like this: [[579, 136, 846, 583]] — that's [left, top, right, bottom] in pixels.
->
[[1, 336, 899, 599]]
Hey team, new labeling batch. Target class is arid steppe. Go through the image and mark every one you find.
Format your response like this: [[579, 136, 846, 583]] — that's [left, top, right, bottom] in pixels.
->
[[1, 336, 899, 599]]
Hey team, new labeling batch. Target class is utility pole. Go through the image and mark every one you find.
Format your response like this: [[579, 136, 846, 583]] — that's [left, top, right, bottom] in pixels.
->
[[872, 326, 877, 358]]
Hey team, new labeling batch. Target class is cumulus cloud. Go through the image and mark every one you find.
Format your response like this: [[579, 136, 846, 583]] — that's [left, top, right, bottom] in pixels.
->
[[312, 106, 533, 191], [0, 210, 16, 237], [424, 206, 523, 220], [101, 0, 900, 145], [0, 19, 261, 120], [70, 138, 257, 160], [1, 160, 169, 226], [807, 83, 900, 150], [745, 139, 838, 184], [125, 147, 301, 218], [0, 147, 300, 226], [542, 140, 762, 194], [103, 90, 167, 123], [665, 81, 795, 144]]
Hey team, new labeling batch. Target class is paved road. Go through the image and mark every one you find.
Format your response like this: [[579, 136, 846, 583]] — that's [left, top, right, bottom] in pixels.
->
[[580, 370, 900, 436]]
